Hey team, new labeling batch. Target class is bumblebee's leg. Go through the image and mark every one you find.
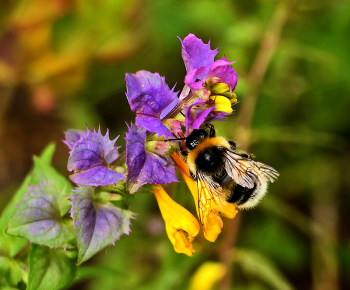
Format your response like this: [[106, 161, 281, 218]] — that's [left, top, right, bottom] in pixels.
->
[[180, 150, 189, 157], [204, 123, 216, 137], [209, 128, 216, 138], [189, 170, 197, 180], [206, 124, 216, 137]]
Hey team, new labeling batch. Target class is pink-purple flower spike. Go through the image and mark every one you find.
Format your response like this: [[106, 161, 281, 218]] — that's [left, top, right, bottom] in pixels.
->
[[5, 33, 241, 276]]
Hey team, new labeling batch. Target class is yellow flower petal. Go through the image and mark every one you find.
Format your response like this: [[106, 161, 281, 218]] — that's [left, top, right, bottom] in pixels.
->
[[170, 152, 238, 242], [153, 184, 200, 256], [189, 261, 227, 290], [210, 95, 233, 113]]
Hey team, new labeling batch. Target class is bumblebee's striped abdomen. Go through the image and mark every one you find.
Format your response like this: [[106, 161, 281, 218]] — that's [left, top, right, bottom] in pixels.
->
[[227, 184, 257, 205]]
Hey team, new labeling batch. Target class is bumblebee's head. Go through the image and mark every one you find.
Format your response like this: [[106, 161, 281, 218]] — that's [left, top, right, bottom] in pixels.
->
[[186, 129, 208, 150]]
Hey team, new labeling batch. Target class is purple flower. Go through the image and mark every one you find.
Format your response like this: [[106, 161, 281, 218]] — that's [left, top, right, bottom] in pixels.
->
[[125, 71, 179, 138], [67, 127, 125, 187], [179, 34, 238, 132], [180, 34, 237, 92], [125, 123, 179, 193], [70, 186, 133, 265]]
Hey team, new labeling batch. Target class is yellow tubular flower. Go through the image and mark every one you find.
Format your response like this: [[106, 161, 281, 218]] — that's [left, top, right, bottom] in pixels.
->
[[210, 95, 233, 113], [189, 262, 227, 290], [152, 184, 200, 256], [170, 152, 238, 242]]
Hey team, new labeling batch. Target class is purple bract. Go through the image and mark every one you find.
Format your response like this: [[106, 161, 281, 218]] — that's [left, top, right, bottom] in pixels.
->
[[67, 127, 125, 187], [125, 124, 179, 193], [125, 71, 179, 138], [180, 33, 218, 74], [63, 129, 87, 150], [180, 34, 237, 92], [70, 186, 133, 265]]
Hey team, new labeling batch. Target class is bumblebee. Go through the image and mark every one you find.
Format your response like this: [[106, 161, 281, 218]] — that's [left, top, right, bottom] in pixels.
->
[[180, 126, 279, 210]]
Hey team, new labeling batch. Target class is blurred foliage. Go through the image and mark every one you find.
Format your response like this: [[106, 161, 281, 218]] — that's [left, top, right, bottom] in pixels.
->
[[1, 0, 350, 289]]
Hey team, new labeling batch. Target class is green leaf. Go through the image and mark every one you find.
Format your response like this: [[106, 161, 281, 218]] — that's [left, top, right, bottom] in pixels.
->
[[0, 177, 30, 257], [27, 244, 77, 290], [70, 186, 133, 265], [0, 256, 28, 286], [0, 144, 57, 257], [30, 155, 73, 216], [7, 182, 75, 249], [39, 142, 56, 165]]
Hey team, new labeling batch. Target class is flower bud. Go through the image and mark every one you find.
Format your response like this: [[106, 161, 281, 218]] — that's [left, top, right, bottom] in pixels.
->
[[204, 77, 221, 87], [145, 140, 175, 155], [230, 92, 238, 103], [211, 82, 230, 94], [211, 83, 238, 101], [193, 88, 210, 102]]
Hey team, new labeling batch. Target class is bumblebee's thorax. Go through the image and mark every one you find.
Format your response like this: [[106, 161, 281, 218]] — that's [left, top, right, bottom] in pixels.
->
[[187, 136, 231, 174], [194, 146, 223, 173]]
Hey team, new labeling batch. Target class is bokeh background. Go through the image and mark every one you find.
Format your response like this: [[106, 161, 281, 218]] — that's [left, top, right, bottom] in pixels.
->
[[1, 0, 350, 289]]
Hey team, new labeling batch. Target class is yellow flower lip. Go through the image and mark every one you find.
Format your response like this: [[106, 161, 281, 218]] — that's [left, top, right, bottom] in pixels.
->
[[152, 184, 200, 256], [210, 95, 233, 113], [170, 152, 238, 242]]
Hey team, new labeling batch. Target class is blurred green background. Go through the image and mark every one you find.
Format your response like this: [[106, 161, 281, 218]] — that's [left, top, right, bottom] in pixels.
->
[[1, 0, 350, 289]]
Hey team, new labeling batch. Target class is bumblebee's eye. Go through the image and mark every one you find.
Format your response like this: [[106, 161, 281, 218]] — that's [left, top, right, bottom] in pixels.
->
[[186, 129, 207, 150]]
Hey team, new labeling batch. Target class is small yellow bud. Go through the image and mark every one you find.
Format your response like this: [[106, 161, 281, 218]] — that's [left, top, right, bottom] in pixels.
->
[[230, 92, 238, 103], [211, 83, 230, 94]]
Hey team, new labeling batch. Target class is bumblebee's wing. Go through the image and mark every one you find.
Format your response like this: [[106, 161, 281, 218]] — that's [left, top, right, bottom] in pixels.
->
[[222, 149, 279, 188], [196, 171, 229, 228], [196, 171, 227, 200]]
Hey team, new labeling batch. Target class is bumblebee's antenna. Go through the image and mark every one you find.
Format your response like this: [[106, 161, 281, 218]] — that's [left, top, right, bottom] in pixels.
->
[[164, 137, 187, 142]]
